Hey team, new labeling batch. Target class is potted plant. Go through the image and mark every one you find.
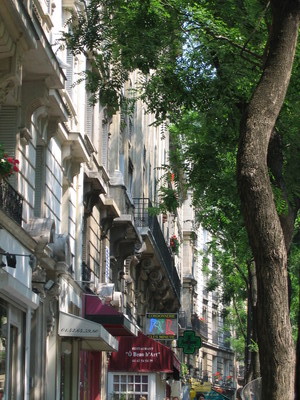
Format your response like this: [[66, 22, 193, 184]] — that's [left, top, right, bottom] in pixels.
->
[[225, 375, 233, 386], [0, 145, 19, 179], [213, 371, 222, 384], [170, 234, 179, 255]]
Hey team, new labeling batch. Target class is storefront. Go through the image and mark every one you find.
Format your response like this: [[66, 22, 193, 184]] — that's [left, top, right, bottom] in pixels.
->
[[58, 311, 119, 400], [107, 331, 180, 400], [0, 269, 39, 400]]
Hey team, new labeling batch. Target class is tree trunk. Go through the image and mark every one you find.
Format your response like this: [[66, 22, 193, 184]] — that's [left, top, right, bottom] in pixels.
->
[[237, 2, 299, 399]]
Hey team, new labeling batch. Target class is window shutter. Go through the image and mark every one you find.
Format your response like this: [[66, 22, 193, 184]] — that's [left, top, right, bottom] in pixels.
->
[[101, 124, 108, 170], [66, 49, 74, 97], [34, 145, 45, 217], [85, 96, 93, 140], [0, 106, 18, 155]]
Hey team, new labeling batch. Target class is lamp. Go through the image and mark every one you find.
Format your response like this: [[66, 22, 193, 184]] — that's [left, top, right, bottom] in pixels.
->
[[0, 253, 17, 268], [5, 254, 17, 268], [0, 251, 35, 269]]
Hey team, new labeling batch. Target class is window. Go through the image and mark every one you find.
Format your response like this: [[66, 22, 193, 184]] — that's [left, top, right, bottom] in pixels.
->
[[128, 159, 134, 195], [112, 374, 149, 400], [0, 300, 25, 399], [0, 300, 7, 397]]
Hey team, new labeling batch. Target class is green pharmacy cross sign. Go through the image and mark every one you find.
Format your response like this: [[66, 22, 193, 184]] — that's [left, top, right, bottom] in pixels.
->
[[177, 330, 202, 354]]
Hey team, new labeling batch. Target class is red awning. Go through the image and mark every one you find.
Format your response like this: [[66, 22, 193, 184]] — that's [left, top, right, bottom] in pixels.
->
[[108, 331, 180, 377], [84, 294, 138, 337]]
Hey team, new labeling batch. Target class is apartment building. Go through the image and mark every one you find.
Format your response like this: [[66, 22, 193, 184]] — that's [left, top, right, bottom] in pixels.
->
[[180, 192, 236, 399], [0, 1, 182, 399], [0, 1, 239, 400]]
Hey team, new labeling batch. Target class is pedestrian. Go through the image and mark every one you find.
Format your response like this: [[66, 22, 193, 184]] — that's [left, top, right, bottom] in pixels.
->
[[196, 394, 205, 400]]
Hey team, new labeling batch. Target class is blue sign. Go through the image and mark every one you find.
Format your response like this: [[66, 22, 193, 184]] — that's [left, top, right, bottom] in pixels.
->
[[146, 313, 178, 340], [205, 390, 231, 400]]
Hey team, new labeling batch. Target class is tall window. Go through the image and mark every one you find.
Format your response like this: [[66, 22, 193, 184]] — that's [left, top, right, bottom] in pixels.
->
[[0, 300, 25, 399], [34, 145, 46, 217], [128, 159, 134, 196]]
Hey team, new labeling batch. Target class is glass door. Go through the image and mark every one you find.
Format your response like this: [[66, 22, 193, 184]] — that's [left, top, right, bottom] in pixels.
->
[[0, 299, 25, 400]]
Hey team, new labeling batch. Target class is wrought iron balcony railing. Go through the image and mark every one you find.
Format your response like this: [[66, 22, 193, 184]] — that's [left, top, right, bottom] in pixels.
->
[[222, 331, 231, 349], [133, 197, 181, 300], [0, 180, 23, 225], [212, 330, 219, 345], [191, 314, 209, 339]]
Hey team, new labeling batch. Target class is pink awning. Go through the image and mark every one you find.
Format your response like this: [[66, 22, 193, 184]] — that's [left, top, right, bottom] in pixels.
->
[[84, 294, 138, 337]]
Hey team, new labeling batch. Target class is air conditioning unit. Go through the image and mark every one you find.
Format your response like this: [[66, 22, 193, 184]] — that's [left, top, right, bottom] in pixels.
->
[[51, 234, 71, 262], [97, 283, 115, 299], [24, 218, 55, 247], [110, 291, 124, 311]]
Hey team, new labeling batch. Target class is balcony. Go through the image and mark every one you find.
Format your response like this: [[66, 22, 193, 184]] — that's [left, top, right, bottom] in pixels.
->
[[133, 198, 181, 301], [221, 331, 231, 349], [191, 314, 208, 339], [0, 180, 23, 224], [212, 330, 219, 345]]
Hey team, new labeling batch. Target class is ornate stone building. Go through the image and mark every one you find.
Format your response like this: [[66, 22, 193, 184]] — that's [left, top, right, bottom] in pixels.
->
[[0, 1, 181, 399]]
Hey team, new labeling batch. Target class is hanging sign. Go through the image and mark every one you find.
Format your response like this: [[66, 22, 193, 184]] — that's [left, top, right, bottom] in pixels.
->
[[145, 313, 178, 340], [177, 330, 202, 354]]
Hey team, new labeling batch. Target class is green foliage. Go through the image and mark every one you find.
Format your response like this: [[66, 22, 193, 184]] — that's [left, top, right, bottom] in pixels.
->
[[63, 0, 185, 114], [248, 339, 259, 353], [63, 0, 300, 377], [150, 164, 186, 214], [288, 237, 300, 341], [223, 301, 247, 361]]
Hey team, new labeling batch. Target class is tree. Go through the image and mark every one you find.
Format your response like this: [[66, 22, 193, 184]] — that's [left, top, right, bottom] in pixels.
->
[[237, 1, 300, 397], [64, 1, 300, 398]]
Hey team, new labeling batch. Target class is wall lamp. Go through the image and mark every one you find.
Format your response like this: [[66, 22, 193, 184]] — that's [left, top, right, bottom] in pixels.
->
[[32, 279, 56, 291], [0, 252, 36, 269]]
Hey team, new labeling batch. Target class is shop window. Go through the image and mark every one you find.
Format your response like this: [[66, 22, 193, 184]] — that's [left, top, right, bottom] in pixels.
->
[[0, 301, 7, 398], [60, 340, 73, 400], [112, 374, 149, 400], [9, 325, 18, 399], [0, 300, 25, 400]]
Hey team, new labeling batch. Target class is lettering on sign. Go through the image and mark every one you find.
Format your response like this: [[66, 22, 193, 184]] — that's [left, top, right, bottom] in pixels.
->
[[145, 313, 178, 339], [60, 327, 99, 334], [125, 346, 161, 364]]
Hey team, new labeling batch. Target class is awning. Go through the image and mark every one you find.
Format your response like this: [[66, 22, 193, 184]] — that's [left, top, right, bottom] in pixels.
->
[[84, 294, 138, 337], [58, 311, 118, 352], [108, 331, 180, 378]]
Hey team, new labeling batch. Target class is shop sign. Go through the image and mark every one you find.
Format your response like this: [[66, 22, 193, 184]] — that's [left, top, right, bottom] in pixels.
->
[[205, 390, 231, 399], [177, 330, 202, 354], [145, 313, 178, 340], [108, 331, 177, 373]]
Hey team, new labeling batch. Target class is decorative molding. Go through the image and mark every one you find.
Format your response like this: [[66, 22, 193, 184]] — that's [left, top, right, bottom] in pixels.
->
[[19, 127, 32, 145]]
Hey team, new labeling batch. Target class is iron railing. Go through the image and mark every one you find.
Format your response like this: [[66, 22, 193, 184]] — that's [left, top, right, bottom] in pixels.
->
[[0, 180, 23, 224], [222, 331, 231, 349], [191, 314, 208, 339], [212, 330, 219, 345], [133, 197, 181, 300]]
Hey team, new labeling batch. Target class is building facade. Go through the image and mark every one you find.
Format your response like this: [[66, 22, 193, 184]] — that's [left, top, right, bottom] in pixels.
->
[[0, 1, 181, 399], [180, 192, 236, 399], [0, 1, 236, 400]]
